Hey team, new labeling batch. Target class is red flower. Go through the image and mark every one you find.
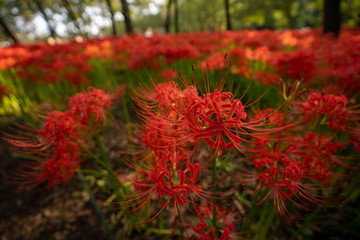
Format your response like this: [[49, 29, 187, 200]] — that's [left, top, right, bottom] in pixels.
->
[[271, 50, 316, 82], [295, 91, 360, 131], [184, 89, 247, 151], [237, 130, 335, 219], [38, 111, 78, 145], [3, 87, 115, 189], [37, 152, 80, 189], [289, 132, 343, 184], [200, 53, 226, 71], [3, 112, 81, 188], [68, 87, 115, 125], [191, 206, 237, 240], [161, 68, 178, 80], [115, 150, 213, 237]]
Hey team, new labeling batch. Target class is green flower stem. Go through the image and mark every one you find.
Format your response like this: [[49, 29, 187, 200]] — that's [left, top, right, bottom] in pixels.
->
[[94, 133, 124, 189], [147, 228, 172, 235], [74, 139, 109, 170], [310, 114, 326, 132], [95, 133, 109, 167], [212, 156, 218, 232], [121, 95, 133, 139], [74, 138, 120, 188], [289, 211, 317, 240], [254, 199, 276, 240], [77, 168, 107, 177], [77, 171, 114, 240]]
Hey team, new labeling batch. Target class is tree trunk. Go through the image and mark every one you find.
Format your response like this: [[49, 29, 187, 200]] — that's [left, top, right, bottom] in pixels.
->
[[164, 0, 172, 33], [34, 0, 57, 38], [62, 0, 82, 35], [0, 16, 19, 43], [174, 0, 179, 33], [224, 0, 232, 30], [323, 0, 341, 37], [263, 8, 274, 29], [283, 2, 296, 29], [105, 0, 117, 35], [120, 0, 134, 34]]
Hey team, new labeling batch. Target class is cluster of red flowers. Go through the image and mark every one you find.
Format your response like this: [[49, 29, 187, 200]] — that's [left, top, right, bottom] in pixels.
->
[[111, 63, 360, 238], [241, 126, 342, 219], [191, 206, 237, 240], [1, 29, 359, 238], [15, 42, 91, 85], [296, 91, 360, 133], [3, 87, 116, 188], [1, 29, 360, 93], [117, 78, 257, 236]]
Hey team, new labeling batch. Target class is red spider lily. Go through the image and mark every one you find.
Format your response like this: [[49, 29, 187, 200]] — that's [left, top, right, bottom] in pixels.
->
[[253, 153, 303, 201], [295, 91, 360, 131], [2, 29, 360, 91], [190, 206, 237, 240], [3, 113, 82, 189], [200, 53, 227, 71], [245, 46, 272, 62], [37, 153, 80, 189], [135, 64, 296, 159], [10, 146, 81, 189], [181, 75, 298, 156], [134, 80, 189, 118], [113, 140, 240, 238], [251, 71, 279, 85], [270, 49, 317, 82], [3, 111, 80, 154], [3, 87, 116, 189], [114, 156, 208, 237], [38, 111, 79, 146], [13, 42, 92, 85], [253, 108, 286, 128], [242, 30, 283, 51], [184, 89, 247, 151], [68, 86, 117, 125], [289, 132, 344, 184], [300, 92, 347, 117], [133, 81, 196, 154], [148, 81, 186, 113], [161, 68, 178, 80], [236, 129, 335, 220], [249, 151, 330, 220], [135, 120, 193, 168]]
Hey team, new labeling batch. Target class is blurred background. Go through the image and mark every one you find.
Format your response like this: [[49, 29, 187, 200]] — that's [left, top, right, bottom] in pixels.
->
[[1, 1, 360, 240], [0, 0, 359, 44]]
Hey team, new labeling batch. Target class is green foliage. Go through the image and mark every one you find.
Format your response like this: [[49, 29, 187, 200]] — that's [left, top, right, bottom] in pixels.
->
[[2, 0, 360, 42]]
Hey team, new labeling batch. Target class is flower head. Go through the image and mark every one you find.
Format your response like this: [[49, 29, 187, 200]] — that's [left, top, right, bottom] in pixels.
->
[[3, 87, 116, 189], [68, 87, 115, 125]]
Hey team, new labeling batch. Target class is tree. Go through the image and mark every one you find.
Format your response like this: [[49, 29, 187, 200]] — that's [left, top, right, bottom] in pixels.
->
[[105, 0, 117, 35], [33, 0, 57, 38], [0, 15, 19, 43], [180, 0, 224, 31], [164, 0, 172, 33], [0, 0, 36, 42], [224, 0, 232, 30], [119, 0, 134, 34], [323, 0, 341, 37], [174, 0, 179, 33], [61, 0, 83, 34]]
